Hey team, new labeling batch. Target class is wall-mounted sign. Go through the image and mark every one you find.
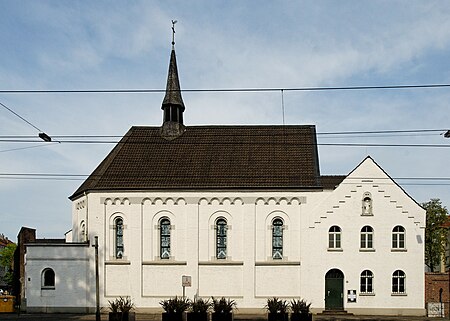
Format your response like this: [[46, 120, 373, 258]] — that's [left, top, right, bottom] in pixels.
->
[[347, 290, 356, 303]]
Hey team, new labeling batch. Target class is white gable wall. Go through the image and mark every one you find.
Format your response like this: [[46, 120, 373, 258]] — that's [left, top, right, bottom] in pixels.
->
[[304, 158, 425, 314]]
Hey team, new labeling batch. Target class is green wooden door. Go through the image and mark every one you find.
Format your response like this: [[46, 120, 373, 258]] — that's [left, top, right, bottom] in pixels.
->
[[325, 269, 344, 310]]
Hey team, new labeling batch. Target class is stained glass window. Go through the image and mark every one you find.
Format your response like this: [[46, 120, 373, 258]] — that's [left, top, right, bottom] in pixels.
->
[[216, 218, 227, 259], [272, 218, 283, 259], [115, 217, 124, 259], [160, 218, 171, 259]]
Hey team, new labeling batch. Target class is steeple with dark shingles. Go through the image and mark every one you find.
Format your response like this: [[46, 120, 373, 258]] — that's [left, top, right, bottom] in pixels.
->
[[160, 21, 185, 140], [161, 48, 185, 123]]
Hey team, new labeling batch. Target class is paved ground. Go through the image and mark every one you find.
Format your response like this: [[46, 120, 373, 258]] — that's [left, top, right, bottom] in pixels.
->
[[0, 314, 444, 321]]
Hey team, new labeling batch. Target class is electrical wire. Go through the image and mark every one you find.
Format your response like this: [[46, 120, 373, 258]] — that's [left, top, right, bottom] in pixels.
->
[[0, 128, 447, 139], [0, 102, 43, 132], [1, 83, 450, 94], [0, 173, 449, 186], [0, 139, 448, 148], [0, 143, 59, 153]]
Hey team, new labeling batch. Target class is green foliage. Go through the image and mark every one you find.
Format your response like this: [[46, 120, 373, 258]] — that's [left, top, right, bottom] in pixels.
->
[[108, 296, 134, 313], [0, 243, 16, 286], [160, 296, 190, 314], [190, 298, 211, 313], [289, 299, 311, 314], [423, 198, 449, 272], [265, 297, 288, 314], [211, 297, 237, 314]]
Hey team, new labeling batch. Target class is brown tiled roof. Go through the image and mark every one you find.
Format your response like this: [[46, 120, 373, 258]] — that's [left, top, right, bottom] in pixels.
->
[[320, 175, 346, 189], [70, 125, 323, 199]]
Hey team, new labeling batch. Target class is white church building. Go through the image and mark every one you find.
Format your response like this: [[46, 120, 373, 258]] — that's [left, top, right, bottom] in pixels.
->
[[23, 44, 426, 315]]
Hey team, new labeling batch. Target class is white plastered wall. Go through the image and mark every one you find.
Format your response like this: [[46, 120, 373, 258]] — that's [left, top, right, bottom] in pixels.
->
[[26, 157, 426, 315]]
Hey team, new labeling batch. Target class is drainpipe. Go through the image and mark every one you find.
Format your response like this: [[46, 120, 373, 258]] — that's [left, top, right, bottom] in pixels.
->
[[93, 236, 100, 321], [84, 192, 89, 242]]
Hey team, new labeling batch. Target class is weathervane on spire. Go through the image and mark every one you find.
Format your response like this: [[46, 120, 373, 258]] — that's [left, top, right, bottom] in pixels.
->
[[171, 20, 177, 47]]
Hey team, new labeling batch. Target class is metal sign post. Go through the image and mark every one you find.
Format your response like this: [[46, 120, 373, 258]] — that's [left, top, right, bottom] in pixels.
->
[[182, 275, 192, 298]]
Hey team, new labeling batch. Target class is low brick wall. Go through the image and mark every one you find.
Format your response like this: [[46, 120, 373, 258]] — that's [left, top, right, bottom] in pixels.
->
[[425, 272, 449, 317]]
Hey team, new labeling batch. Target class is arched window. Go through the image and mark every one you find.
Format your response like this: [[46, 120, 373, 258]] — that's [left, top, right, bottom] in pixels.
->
[[272, 218, 283, 259], [328, 226, 342, 249], [80, 221, 86, 242], [115, 217, 124, 259], [360, 226, 374, 249], [160, 218, 171, 259], [360, 270, 374, 293], [392, 226, 405, 249], [216, 218, 227, 259], [41, 268, 55, 289], [392, 270, 406, 294], [362, 192, 373, 215]]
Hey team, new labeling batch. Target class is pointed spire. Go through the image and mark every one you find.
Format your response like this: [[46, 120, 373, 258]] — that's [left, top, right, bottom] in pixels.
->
[[161, 48, 185, 113], [160, 21, 186, 140]]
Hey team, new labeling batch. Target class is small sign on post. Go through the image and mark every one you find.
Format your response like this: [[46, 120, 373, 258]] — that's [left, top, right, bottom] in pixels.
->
[[182, 275, 191, 298]]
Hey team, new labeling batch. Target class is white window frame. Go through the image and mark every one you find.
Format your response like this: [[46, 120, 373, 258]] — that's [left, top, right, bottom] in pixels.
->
[[392, 270, 406, 294], [360, 226, 374, 250], [392, 225, 406, 250], [360, 270, 374, 294], [328, 225, 342, 250]]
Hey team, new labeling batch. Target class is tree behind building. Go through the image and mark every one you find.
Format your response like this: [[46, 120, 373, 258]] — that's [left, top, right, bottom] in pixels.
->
[[424, 198, 449, 272]]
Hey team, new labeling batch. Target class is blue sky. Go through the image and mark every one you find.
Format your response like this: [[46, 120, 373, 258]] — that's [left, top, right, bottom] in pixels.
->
[[1, 1, 449, 240]]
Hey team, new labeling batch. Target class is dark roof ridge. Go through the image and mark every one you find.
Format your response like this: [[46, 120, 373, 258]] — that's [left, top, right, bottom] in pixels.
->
[[132, 124, 316, 129]]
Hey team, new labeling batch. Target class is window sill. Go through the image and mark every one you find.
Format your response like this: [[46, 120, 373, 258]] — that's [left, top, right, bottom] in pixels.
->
[[255, 261, 301, 266], [359, 292, 375, 296], [359, 248, 375, 252], [391, 248, 407, 252], [327, 248, 343, 252], [199, 261, 244, 266], [391, 293, 407, 296], [143, 260, 187, 265], [105, 260, 131, 265], [41, 287, 55, 290]]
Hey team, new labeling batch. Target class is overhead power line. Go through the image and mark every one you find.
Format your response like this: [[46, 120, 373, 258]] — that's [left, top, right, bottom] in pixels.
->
[[0, 101, 54, 142], [0, 83, 450, 94], [0, 102, 43, 132], [3, 173, 450, 180], [1, 173, 450, 186], [0, 143, 59, 153], [0, 128, 447, 139], [0, 139, 449, 148]]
